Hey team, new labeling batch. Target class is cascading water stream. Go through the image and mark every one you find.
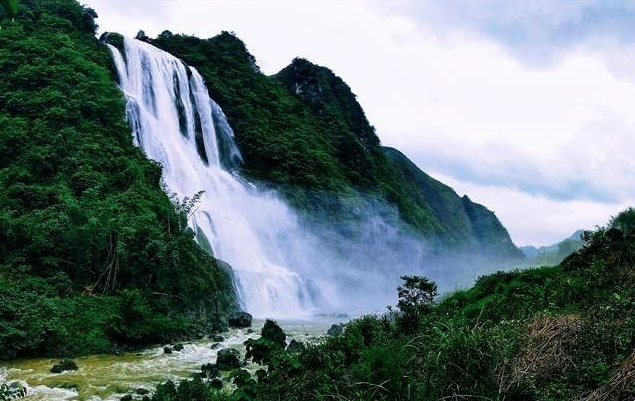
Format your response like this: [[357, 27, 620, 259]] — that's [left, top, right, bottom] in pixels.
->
[[108, 37, 321, 318]]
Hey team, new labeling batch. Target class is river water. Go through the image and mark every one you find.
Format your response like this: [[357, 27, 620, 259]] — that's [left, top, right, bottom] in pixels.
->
[[1, 319, 333, 400]]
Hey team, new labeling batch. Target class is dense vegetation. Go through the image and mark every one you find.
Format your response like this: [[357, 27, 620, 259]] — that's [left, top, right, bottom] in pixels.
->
[[148, 32, 521, 257], [0, 0, 236, 358], [132, 208, 633, 401], [139, 208, 635, 401], [216, 207, 635, 401], [112, 209, 635, 401]]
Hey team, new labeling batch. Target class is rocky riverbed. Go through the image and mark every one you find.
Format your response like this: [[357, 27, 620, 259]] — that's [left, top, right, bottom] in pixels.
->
[[1, 319, 334, 400]]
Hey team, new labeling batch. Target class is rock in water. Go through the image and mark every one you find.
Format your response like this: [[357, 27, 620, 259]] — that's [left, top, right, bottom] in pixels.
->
[[228, 311, 252, 328], [212, 334, 225, 342], [201, 362, 220, 378], [50, 359, 79, 373], [327, 324, 344, 336], [1, 382, 27, 399], [210, 378, 223, 389], [163, 346, 172, 354], [173, 343, 184, 351], [209, 317, 229, 334], [216, 348, 241, 370], [262, 319, 286, 347], [287, 339, 305, 351]]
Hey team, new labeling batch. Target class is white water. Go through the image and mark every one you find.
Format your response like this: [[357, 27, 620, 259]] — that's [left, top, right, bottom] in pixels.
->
[[2, 320, 329, 401], [107, 37, 501, 321], [108, 38, 322, 318]]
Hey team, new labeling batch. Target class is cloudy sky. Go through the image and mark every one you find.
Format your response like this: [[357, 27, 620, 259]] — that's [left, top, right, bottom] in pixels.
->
[[83, 0, 635, 246]]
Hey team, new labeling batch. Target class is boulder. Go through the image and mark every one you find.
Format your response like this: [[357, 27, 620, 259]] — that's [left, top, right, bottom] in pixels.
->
[[210, 343, 222, 350], [135, 388, 150, 395], [201, 362, 220, 379], [216, 348, 241, 370], [287, 339, 305, 352], [120, 395, 133, 401], [327, 324, 343, 336], [173, 343, 184, 351], [209, 316, 229, 334], [50, 359, 79, 373], [209, 378, 223, 389], [212, 335, 225, 342], [262, 319, 286, 347], [163, 346, 172, 354], [228, 311, 252, 328]]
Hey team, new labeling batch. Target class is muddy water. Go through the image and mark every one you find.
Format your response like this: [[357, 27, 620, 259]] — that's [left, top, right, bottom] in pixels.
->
[[1, 319, 334, 400]]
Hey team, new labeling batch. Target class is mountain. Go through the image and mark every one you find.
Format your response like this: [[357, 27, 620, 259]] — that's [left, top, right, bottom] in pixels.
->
[[520, 229, 585, 265], [148, 31, 522, 258], [0, 0, 520, 358]]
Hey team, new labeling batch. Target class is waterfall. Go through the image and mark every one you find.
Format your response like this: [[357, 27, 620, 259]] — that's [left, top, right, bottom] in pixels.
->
[[108, 37, 322, 318]]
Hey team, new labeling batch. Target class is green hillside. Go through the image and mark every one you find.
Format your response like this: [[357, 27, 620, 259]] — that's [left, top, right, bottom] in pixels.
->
[[149, 32, 521, 257], [0, 0, 236, 359]]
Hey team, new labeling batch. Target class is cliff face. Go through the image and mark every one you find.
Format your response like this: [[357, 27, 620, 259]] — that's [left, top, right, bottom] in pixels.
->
[[381, 147, 520, 257], [148, 31, 521, 258]]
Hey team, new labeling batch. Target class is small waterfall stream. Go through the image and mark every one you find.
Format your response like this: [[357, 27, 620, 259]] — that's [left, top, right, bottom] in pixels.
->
[[108, 37, 322, 318]]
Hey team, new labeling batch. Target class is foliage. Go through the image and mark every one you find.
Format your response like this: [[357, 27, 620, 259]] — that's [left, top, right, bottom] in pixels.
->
[[0, 382, 26, 401], [396, 275, 437, 332], [0, 0, 18, 19], [151, 378, 232, 401], [245, 319, 287, 366], [0, 0, 236, 358], [221, 208, 635, 401], [50, 359, 78, 373]]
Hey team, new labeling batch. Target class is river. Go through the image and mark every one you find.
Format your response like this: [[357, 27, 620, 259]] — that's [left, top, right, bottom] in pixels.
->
[[1, 319, 334, 400]]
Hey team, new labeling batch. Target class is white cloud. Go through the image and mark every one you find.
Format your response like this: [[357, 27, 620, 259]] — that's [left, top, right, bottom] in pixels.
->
[[83, 0, 635, 245], [430, 172, 633, 247]]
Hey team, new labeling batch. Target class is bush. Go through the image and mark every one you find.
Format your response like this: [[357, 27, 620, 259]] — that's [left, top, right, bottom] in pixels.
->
[[397, 275, 437, 332], [151, 378, 232, 401]]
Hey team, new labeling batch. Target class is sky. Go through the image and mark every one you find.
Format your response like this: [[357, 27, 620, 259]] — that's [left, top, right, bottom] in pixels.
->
[[82, 0, 635, 246]]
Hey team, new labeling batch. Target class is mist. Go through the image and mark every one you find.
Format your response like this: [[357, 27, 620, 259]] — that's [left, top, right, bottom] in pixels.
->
[[244, 187, 522, 317], [109, 35, 518, 320]]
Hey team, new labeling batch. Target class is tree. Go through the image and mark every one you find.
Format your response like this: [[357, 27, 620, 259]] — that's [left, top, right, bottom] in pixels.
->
[[397, 275, 438, 331]]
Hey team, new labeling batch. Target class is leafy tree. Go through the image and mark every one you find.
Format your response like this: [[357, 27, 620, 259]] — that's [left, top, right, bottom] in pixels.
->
[[397, 275, 438, 331], [0, 0, 17, 20]]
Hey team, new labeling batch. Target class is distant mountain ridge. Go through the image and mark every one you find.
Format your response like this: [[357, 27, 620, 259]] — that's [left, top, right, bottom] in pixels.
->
[[521, 230, 585, 265]]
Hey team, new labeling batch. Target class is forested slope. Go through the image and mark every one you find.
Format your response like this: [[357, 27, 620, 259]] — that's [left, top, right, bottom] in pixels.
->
[[149, 32, 522, 258], [0, 0, 236, 358]]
